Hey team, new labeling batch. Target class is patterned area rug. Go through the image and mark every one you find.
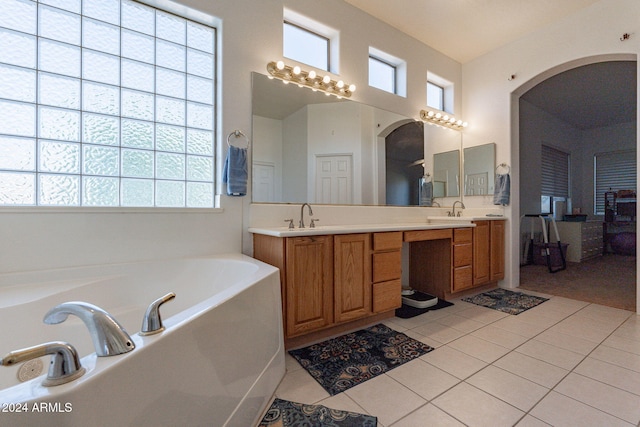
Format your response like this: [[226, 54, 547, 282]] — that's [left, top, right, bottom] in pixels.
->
[[462, 288, 548, 315], [258, 398, 377, 427], [289, 323, 434, 396]]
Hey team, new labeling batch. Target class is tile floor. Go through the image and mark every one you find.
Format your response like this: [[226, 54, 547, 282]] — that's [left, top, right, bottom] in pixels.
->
[[272, 291, 640, 426]]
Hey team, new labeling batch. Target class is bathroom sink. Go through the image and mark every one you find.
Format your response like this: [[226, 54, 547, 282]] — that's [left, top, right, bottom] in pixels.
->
[[426, 216, 474, 224]]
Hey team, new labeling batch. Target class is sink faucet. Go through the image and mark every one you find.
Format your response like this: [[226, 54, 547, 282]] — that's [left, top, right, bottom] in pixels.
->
[[44, 302, 135, 357], [1, 341, 86, 387], [299, 203, 313, 228], [452, 200, 466, 217]]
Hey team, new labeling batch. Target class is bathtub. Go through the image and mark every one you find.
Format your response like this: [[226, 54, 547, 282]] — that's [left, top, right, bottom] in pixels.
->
[[0, 254, 285, 427]]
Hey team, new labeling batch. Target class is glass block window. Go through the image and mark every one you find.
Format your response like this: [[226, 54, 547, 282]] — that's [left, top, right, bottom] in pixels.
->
[[0, 0, 217, 208]]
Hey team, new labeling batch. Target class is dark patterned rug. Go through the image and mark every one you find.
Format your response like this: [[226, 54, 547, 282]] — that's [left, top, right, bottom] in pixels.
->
[[288, 323, 434, 396], [462, 288, 548, 315], [258, 398, 377, 427]]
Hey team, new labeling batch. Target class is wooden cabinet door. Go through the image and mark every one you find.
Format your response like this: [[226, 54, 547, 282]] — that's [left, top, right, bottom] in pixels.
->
[[285, 236, 333, 337], [490, 220, 506, 281], [473, 221, 491, 285], [334, 233, 372, 323]]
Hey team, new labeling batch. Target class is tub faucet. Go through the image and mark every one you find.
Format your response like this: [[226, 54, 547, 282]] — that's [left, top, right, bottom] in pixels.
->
[[44, 302, 135, 357], [1, 341, 85, 386], [452, 200, 466, 217], [140, 292, 176, 336], [299, 203, 313, 228]]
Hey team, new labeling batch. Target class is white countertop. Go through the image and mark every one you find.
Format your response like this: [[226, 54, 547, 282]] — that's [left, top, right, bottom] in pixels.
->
[[248, 216, 504, 237]]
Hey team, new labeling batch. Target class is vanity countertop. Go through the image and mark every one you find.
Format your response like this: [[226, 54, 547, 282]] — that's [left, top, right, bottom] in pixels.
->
[[249, 221, 468, 237]]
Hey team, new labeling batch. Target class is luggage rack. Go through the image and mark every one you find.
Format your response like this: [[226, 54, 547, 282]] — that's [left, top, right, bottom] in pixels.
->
[[521, 214, 567, 273]]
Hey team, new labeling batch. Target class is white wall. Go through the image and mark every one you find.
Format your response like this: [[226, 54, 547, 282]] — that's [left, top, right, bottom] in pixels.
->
[[461, 0, 639, 308]]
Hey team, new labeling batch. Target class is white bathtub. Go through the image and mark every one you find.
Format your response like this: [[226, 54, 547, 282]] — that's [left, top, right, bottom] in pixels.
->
[[0, 254, 285, 427]]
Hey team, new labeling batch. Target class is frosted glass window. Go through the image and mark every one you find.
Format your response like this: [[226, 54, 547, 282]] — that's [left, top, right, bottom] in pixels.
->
[[0, 1, 217, 208]]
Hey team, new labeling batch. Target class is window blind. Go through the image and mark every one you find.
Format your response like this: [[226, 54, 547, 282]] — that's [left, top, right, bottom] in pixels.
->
[[541, 145, 569, 198], [594, 150, 636, 214]]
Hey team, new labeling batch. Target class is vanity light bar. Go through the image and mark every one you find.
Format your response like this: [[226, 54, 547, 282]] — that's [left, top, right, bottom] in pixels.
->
[[266, 61, 356, 99], [420, 110, 468, 131]]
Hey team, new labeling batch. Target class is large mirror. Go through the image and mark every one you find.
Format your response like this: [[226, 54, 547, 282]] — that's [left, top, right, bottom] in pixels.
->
[[251, 72, 462, 205], [463, 143, 495, 196]]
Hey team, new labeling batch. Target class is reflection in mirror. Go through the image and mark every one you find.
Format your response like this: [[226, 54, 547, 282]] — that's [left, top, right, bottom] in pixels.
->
[[251, 72, 462, 205], [463, 143, 496, 196], [433, 150, 460, 197]]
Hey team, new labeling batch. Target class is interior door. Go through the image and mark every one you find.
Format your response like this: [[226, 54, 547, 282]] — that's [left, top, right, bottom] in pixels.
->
[[315, 154, 353, 204]]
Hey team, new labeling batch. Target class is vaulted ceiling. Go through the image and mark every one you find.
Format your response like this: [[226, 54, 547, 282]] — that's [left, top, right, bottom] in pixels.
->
[[341, 0, 637, 130]]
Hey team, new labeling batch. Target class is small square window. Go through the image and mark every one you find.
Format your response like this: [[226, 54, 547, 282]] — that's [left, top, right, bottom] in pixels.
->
[[427, 82, 444, 111], [283, 21, 329, 71], [369, 56, 396, 94]]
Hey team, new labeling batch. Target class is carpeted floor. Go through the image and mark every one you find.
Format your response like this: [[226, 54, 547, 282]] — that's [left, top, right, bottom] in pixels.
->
[[519, 254, 636, 311]]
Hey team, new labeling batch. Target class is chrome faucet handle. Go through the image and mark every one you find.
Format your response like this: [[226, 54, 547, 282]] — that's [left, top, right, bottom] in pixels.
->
[[140, 292, 176, 336], [1, 341, 86, 387], [310, 218, 319, 228], [284, 219, 294, 229], [447, 211, 453, 217], [44, 301, 135, 357]]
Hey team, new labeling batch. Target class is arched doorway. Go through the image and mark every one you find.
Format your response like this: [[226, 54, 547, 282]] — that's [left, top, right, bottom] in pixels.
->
[[511, 55, 637, 311]]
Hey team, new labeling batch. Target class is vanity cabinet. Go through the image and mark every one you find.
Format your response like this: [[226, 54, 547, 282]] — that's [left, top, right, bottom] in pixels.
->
[[472, 220, 505, 285], [452, 228, 474, 292], [334, 233, 372, 323], [371, 232, 402, 313], [253, 232, 396, 341], [285, 235, 334, 337]]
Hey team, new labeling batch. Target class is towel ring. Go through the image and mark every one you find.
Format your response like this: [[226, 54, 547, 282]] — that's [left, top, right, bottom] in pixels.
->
[[496, 163, 510, 174], [227, 130, 250, 149]]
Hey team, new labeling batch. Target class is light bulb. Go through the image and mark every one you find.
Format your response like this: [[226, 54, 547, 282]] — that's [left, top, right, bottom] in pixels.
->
[[308, 70, 316, 79], [449, 117, 456, 123], [462, 122, 468, 127], [337, 80, 344, 88], [435, 113, 442, 119], [322, 75, 331, 84], [293, 66, 301, 75], [348, 84, 356, 92], [456, 120, 462, 126], [276, 61, 285, 70], [427, 111, 435, 117]]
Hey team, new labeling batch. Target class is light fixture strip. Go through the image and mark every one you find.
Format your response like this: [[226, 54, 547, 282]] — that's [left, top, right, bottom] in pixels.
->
[[267, 61, 355, 98], [419, 109, 468, 131]]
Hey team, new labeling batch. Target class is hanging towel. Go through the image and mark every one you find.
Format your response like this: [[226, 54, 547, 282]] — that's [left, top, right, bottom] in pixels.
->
[[493, 173, 510, 206], [222, 145, 248, 196]]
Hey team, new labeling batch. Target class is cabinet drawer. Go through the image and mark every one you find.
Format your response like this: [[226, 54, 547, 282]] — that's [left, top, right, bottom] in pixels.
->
[[372, 250, 401, 282], [372, 279, 401, 313], [373, 232, 403, 251], [453, 242, 473, 267], [404, 228, 452, 242], [452, 265, 473, 292], [454, 228, 473, 243]]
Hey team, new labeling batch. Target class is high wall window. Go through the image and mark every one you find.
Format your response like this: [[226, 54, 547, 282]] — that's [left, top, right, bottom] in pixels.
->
[[0, 0, 217, 208], [368, 47, 406, 96], [426, 81, 444, 111], [368, 56, 396, 94], [594, 150, 636, 214], [283, 21, 329, 71]]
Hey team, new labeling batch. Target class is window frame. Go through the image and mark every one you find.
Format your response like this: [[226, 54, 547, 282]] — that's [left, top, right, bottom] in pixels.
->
[[368, 55, 397, 94], [426, 81, 445, 111], [594, 150, 637, 215], [283, 20, 330, 72]]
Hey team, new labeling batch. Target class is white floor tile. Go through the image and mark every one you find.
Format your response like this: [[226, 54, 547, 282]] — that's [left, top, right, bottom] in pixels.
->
[[447, 334, 511, 363], [491, 316, 548, 338], [455, 305, 509, 324], [575, 357, 640, 396], [345, 374, 426, 426], [471, 324, 530, 349], [390, 403, 465, 427], [530, 391, 634, 427], [317, 393, 369, 416], [534, 329, 600, 355], [602, 334, 640, 356], [385, 358, 460, 400], [435, 314, 486, 333], [549, 316, 615, 343], [275, 368, 329, 404], [421, 345, 487, 380], [411, 321, 467, 344], [515, 415, 552, 426], [590, 345, 640, 373], [493, 352, 569, 388], [467, 365, 549, 411], [515, 339, 585, 370], [432, 382, 524, 427], [554, 373, 640, 424]]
